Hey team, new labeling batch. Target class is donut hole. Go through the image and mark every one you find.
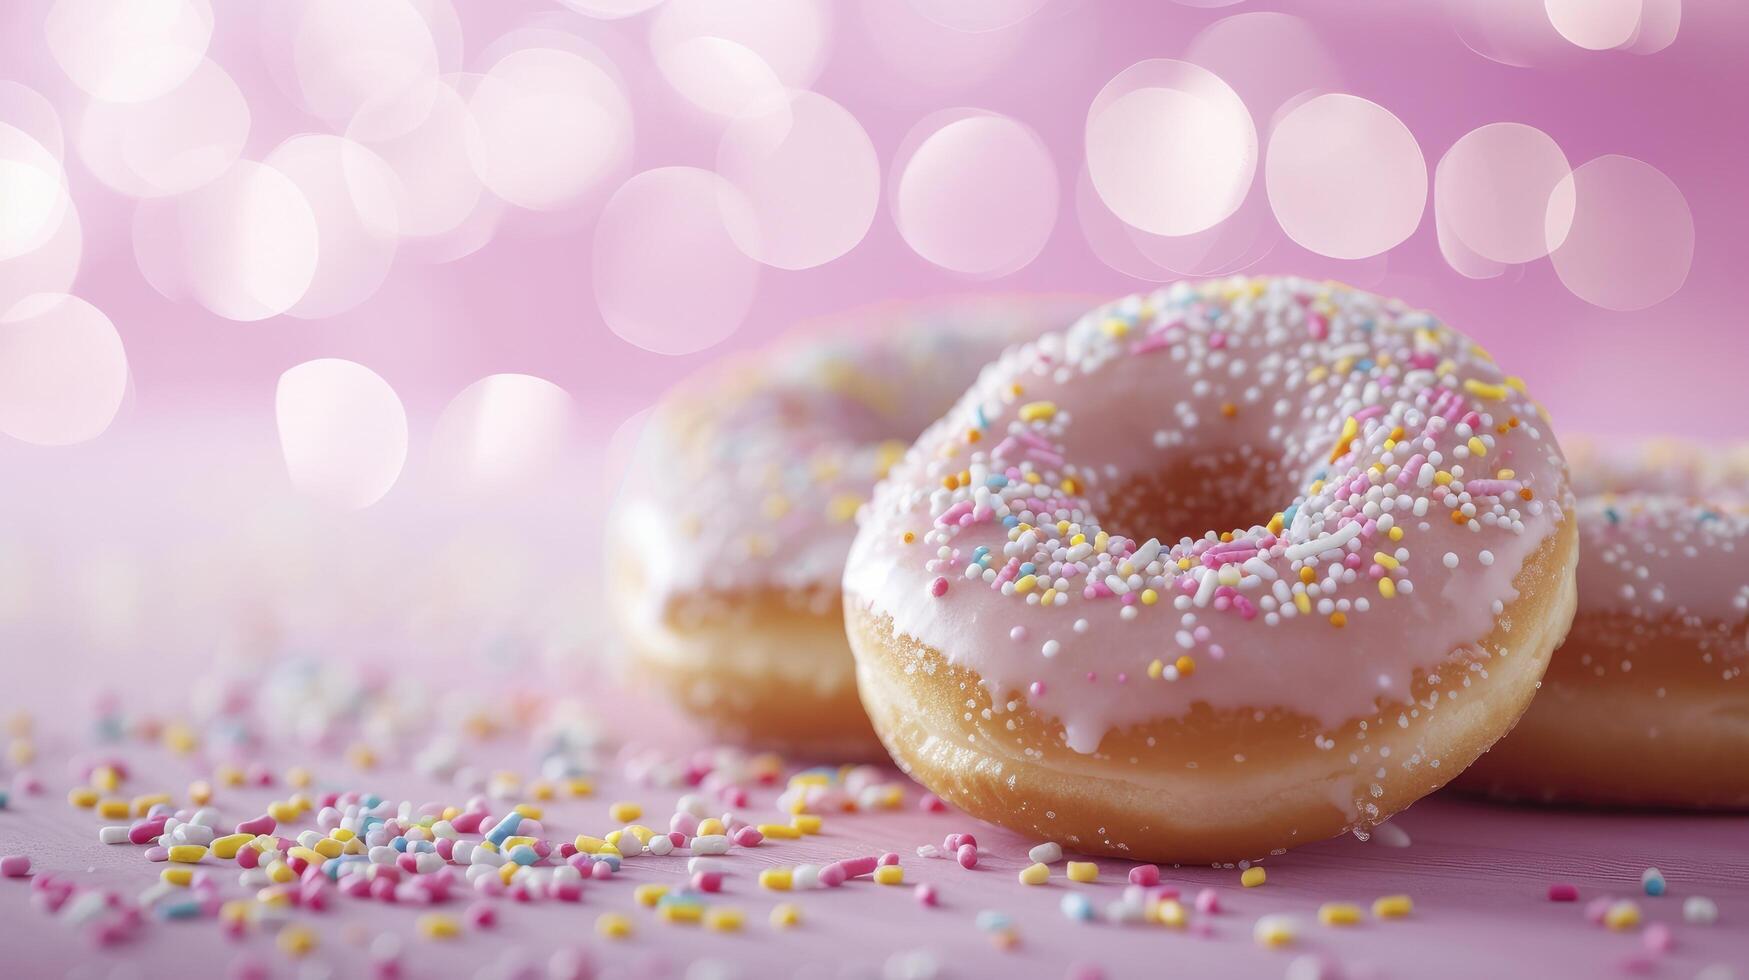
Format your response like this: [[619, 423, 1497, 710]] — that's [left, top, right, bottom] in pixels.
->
[[1099, 446, 1304, 545]]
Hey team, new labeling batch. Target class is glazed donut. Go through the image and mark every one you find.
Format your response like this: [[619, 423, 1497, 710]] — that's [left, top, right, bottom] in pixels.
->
[[608, 296, 1089, 755], [1461, 440, 1749, 808], [843, 276, 1578, 862]]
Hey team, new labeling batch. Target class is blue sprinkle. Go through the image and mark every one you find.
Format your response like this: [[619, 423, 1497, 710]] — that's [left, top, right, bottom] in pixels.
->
[[593, 854, 622, 872], [509, 845, 539, 866], [158, 898, 203, 920], [975, 910, 1013, 933], [485, 812, 523, 846], [986, 475, 1008, 488], [391, 836, 409, 852], [1282, 504, 1300, 528], [1060, 894, 1095, 921], [1019, 563, 1036, 576], [0, 790, 8, 810], [1002, 516, 1020, 528], [1356, 358, 1375, 371]]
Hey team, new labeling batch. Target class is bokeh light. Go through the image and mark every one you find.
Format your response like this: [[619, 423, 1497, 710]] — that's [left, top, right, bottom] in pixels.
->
[[431, 374, 574, 494], [1086, 60, 1256, 237], [135, 161, 320, 322], [0, 124, 71, 262], [467, 47, 633, 211], [904, 0, 1052, 33], [1266, 93, 1425, 260], [0, 82, 65, 161], [594, 167, 761, 356], [1545, 0, 1643, 51], [276, 359, 409, 510], [650, 0, 833, 93], [346, 78, 483, 240], [1073, 166, 1175, 282], [717, 91, 879, 270], [265, 135, 402, 320], [290, 0, 441, 131], [76, 58, 249, 198], [1547, 154, 1694, 311], [558, 0, 666, 18], [857, 0, 1033, 90], [45, 0, 213, 103], [893, 110, 1058, 277], [1185, 12, 1344, 126], [655, 37, 787, 119], [1435, 122, 1572, 265], [0, 200, 81, 315], [0, 293, 127, 447]]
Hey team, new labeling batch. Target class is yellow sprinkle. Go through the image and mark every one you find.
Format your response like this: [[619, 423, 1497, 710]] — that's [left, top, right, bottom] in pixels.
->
[[1174, 655, 1196, 677], [1014, 574, 1037, 593], [874, 865, 904, 885], [498, 863, 518, 885], [566, 777, 595, 797], [162, 722, 198, 755], [770, 903, 801, 928], [211, 834, 253, 859], [1253, 916, 1296, 948], [1467, 436, 1488, 457], [1388, 525, 1404, 541], [277, 925, 317, 958], [759, 868, 794, 891], [215, 765, 245, 787], [634, 884, 668, 907], [1378, 578, 1396, 599], [1463, 378, 1507, 401], [697, 818, 725, 837], [1319, 902, 1364, 926], [345, 744, 377, 769], [1434, 470, 1453, 486], [131, 793, 170, 817], [90, 765, 121, 792], [1267, 513, 1285, 534], [1156, 900, 1187, 928], [1018, 401, 1057, 423], [1241, 866, 1267, 888], [607, 801, 642, 823], [168, 845, 207, 864], [1372, 894, 1414, 919], [1100, 318, 1130, 338], [574, 835, 607, 854], [1040, 587, 1058, 606], [705, 907, 745, 932], [1603, 900, 1640, 931], [418, 914, 460, 940], [1147, 659, 1164, 680], [757, 823, 802, 840], [1066, 862, 1098, 883], [330, 827, 355, 843], [658, 903, 703, 925], [266, 860, 296, 884], [160, 867, 194, 887], [1294, 593, 1311, 615], [312, 837, 343, 859], [1019, 862, 1050, 886], [597, 913, 633, 939], [1373, 552, 1399, 570], [96, 798, 131, 820], [1299, 566, 1316, 584], [791, 814, 823, 835], [188, 780, 212, 806], [1328, 611, 1347, 628], [266, 801, 299, 824]]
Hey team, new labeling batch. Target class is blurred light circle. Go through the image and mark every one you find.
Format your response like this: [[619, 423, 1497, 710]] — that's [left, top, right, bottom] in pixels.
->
[[0, 83, 65, 160], [559, 0, 666, 17], [858, 0, 1032, 90], [594, 167, 760, 355], [0, 125, 71, 261], [0, 293, 127, 447], [1545, 0, 1641, 50], [904, 0, 1050, 33], [1447, 0, 1571, 68], [1073, 166, 1174, 282], [276, 359, 409, 510], [1435, 123, 1571, 265], [650, 0, 831, 92], [1173, 0, 1247, 7], [432, 374, 574, 493], [1547, 154, 1693, 311], [77, 58, 249, 198], [1627, 0, 1680, 54], [46, 0, 213, 103], [1435, 206, 1506, 280], [1126, 182, 1278, 277], [265, 135, 401, 319], [139, 161, 321, 321], [893, 110, 1057, 277], [467, 47, 632, 211], [347, 78, 482, 239], [655, 36, 787, 118], [1266, 93, 1425, 260], [1086, 60, 1256, 237], [0, 201, 82, 315], [717, 91, 878, 270], [292, 0, 440, 130], [1185, 12, 1343, 125]]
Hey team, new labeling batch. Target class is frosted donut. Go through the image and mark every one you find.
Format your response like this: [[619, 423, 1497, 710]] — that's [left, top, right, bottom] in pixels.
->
[[844, 276, 1577, 862], [609, 296, 1089, 755], [1461, 440, 1749, 808]]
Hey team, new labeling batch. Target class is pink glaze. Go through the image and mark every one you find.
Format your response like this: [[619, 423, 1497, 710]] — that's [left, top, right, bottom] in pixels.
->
[[845, 277, 1573, 753]]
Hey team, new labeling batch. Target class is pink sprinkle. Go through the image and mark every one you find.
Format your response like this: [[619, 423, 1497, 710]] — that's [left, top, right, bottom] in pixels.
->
[[1194, 888, 1220, 914], [956, 844, 978, 870], [468, 902, 497, 928], [692, 871, 723, 893], [837, 856, 879, 879], [818, 864, 847, 888], [552, 881, 582, 902], [1585, 897, 1614, 924], [930, 577, 949, 597], [733, 827, 764, 848], [878, 852, 900, 867], [914, 883, 938, 907], [918, 794, 947, 814], [129, 818, 168, 845], [1642, 923, 1673, 953], [450, 811, 485, 834], [235, 815, 275, 836], [0, 854, 30, 877], [1548, 882, 1579, 902], [590, 861, 613, 880], [144, 846, 169, 863], [1128, 864, 1159, 887]]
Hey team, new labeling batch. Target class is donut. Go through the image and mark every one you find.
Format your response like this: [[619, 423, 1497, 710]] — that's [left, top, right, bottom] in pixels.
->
[[608, 296, 1090, 755], [843, 276, 1578, 862], [1460, 440, 1749, 808]]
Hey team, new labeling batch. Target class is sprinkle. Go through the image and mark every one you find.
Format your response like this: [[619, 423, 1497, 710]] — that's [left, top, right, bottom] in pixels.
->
[[770, 903, 801, 928], [1372, 895, 1413, 919], [1253, 915, 1297, 948], [1028, 842, 1063, 864], [1683, 896, 1717, 925], [915, 884, 938, 907], [1240, 866, 1267, 888], [1019, 863, 1050, 886], [1066, 862, 1098, 883], [1156, 900, 1187, 928], [417, 914, 460, 940], [596, 913, 632, 939], [705, 908, 744, 932], [759, 868, 793, 891], [957, 843, 978, 869], [874, 865, 904, 885], [791, 814, 823, 834], [1128, 864, 1159, 886], [634, 884, 668, 907], [276, 925, 317, 958], [1641, 868, 1666, 896], [1604, 900, 1641, 931], [1018, 401, 1057, 422], [1548, 882, 1579, 902], [607, 801, 641, 823], [0, 854, 29, 877], [1061, 893, 1095, 921], [1318, 902, 1363, 926]]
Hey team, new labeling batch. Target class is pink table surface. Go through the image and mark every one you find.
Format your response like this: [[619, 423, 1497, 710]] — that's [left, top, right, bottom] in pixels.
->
[[1, 677, 1745, 980]]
